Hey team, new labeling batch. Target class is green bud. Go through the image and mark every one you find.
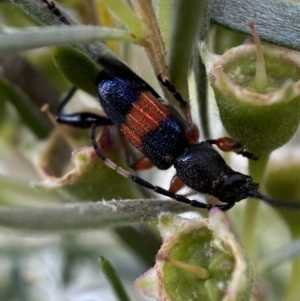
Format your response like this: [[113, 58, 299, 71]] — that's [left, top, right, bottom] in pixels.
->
[[135, 211, 254, 301], [209, 44, 300, 155], [36, 127, 142, 201]]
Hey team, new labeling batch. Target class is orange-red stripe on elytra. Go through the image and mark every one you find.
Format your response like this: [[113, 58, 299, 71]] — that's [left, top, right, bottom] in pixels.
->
[[124, 91, 170, 137], [120, 124, 143, 151]]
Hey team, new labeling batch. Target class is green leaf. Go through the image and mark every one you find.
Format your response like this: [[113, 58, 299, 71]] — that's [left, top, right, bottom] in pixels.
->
[[0, 76, 52, 138], [168, 0, 209, 100], [100, 0, 145, 40], [100, 256, 131, 301], [7, 0, 79, 26], [52, 46, 101, 94], [210, 0, 300, 52], [0, 26, 138, 55], [0, 200, 188, 231]]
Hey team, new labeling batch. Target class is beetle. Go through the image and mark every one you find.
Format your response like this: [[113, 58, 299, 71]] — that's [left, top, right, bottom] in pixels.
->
[[42, 0, 297, 211]]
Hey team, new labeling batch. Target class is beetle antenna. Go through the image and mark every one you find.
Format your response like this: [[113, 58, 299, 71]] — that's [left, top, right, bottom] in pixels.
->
[[247, 190, 300, 209]]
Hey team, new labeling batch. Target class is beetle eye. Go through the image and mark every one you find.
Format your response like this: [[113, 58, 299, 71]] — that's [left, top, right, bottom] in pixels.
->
[[222, 172, 249, 187]]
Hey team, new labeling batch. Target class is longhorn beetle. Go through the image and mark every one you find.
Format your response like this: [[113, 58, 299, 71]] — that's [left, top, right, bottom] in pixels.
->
[[42, 0, 298, 211]]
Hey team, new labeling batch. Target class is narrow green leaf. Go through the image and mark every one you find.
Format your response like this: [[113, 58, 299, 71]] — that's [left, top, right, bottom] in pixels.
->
[[0, 200, 188, 231], [193, 48, 210, 139], [211, 0, 300, 52], [8, 0, 138, 85], [100, 256, 131, 301], [8, 0, 78, 26], [52, 46, 101, 95], [157, 0, 173, 49], [168, 0, 209, 100], [100, 0, 145, 39], [0, 26, 137, 55], [0, 77, 52, 138]]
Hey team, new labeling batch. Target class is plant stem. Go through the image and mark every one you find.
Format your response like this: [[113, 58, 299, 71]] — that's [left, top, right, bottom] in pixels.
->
[[242, 154, 269, 256], [131, 0, 168, 77]]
